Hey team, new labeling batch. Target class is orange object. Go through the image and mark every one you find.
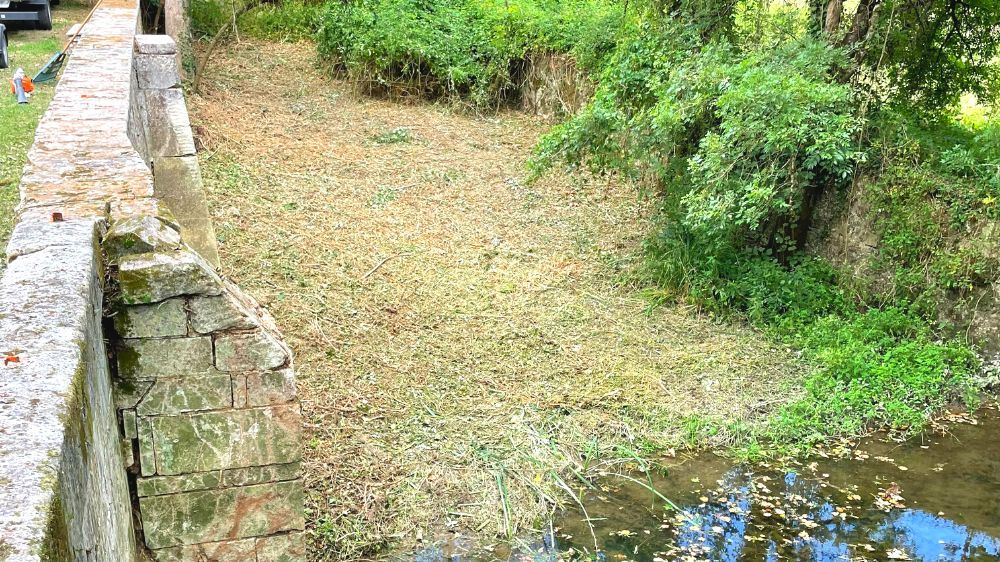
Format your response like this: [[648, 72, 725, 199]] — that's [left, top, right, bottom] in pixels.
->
[[10, 76, 33, 95]]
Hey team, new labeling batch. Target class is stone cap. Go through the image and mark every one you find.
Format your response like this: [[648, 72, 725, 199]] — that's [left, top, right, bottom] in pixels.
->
[[135, 34, 177, 55]]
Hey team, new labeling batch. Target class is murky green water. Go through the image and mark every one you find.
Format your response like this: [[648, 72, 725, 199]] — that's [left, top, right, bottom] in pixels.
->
[[415, 406, 1000, 561]]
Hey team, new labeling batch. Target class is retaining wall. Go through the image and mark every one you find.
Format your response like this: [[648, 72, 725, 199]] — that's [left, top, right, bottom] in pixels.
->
[[0, 1, 304, 560]]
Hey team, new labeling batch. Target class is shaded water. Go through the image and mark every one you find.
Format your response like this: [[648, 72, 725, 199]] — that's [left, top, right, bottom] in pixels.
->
[[553, 409, 1000, 561], [416, 407, 1000, 561]]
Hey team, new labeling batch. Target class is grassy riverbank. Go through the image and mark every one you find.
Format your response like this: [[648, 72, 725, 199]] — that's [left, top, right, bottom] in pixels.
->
[[190, 40, 809, 559]]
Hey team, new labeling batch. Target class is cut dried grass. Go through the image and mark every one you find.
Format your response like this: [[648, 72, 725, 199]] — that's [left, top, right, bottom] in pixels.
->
[[189, 40, 808, 561]]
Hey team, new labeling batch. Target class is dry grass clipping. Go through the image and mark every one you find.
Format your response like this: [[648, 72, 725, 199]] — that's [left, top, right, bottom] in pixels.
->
[[189, 40, 808, 561]]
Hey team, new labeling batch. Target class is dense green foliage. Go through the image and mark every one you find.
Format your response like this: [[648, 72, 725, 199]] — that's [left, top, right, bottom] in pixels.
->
[[870, 0, 1000, 111], [522, 0, 998, 449], [314, 0, 624, 104]]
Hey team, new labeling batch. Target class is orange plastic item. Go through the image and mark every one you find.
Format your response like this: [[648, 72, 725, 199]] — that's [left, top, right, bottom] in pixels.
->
[[10, 76, 34, 95]]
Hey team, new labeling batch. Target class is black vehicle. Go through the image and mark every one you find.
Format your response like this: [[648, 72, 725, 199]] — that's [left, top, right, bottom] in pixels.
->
[[0, 0, 54, 68], [1, 24, 8, 69]]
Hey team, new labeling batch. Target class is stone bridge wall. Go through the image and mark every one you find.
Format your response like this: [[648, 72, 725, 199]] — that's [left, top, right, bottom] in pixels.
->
[[0, 1, 303, 560]]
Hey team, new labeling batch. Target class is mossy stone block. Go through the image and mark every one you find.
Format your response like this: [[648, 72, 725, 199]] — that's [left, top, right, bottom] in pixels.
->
[[256, 532, 306, 562], [114, 299, 187, 338], [138, 480, 304, 548], [215, 331, 289, 372], [151, 538, 258, 562], [118, 250, 222, 304], [135, 374, 233, 415], [104, 215, 181, 260], [150, 406, 302, 475], [189, 294, 255, 334], [137, 472, 223, 497], [221, 462, 301, 488], [117, 337, 213, 379], [247, 369, 297, 407]]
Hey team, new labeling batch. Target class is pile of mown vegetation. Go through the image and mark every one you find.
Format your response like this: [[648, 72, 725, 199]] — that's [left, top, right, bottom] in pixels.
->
[[204, 0, 998, 451]]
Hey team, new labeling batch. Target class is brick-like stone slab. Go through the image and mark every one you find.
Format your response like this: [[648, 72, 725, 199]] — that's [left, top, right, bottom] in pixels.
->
[[104, 215, 182, 259], [136, 374, 234, 415], [215, 330, 290, 372], [257, 532, 307, 562], [117, 336, 214, 379], [135, 34, 178, 55], [151, 537, 258, 562], [118, 250, 222, 304], [247, 370, 297, 407], [139, 480, 305, 548], [137, 462, 301, 497], [190, 293, 257, 334], [113, 298, 187, 338], [149, 405, 302, 475]]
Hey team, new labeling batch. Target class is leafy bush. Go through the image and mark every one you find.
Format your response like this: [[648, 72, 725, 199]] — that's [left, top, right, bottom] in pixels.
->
[[238, 0, 325, 41], [191, 0, 229, 37], [533, 34, 859, 253], [315, 0, 625, 104]]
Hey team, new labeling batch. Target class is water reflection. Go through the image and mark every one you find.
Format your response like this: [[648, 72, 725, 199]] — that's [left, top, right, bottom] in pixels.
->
[[411, 408, 1000, 561]]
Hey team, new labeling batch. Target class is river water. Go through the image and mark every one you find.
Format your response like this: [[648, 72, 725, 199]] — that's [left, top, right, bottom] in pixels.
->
[[552, 407, 1000, 561], [415, 405, 1000, 561]]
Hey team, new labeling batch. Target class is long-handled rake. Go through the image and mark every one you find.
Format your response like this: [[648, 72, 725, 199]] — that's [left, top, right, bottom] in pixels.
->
[[32, 0, 104, 83]]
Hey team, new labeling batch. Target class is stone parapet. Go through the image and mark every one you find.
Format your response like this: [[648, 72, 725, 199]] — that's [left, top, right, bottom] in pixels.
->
[[0, 221, 137, 561]]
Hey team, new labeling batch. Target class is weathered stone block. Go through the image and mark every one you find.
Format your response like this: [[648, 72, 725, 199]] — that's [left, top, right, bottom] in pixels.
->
[[135, 34, 177, 56], [139, 480, 305, 548], [123, 439, 136, 468], [118, 250, 222, 304], [123, 409, 138, 439], [137, 463, 301, 497], [215, 330, 289, 372], [150, 406, 302, 475], [117, 336, 214, 379], [136, 374, 233, 415], [190, 293, 256, 334], [153, 156, 221, 267], [113, 298, 187, 338], [142, 88, 196, 158], [139, 417, 157, 477], [247, 369, 297, 407], [114, 378, 154, 410], [257, 532, 307, 562], [135, 53, 181, 89], [151, 537, 258, 561], [104, 215, 181, 259]]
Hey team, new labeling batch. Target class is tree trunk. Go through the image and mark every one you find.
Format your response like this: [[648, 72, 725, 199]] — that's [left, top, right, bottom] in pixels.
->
[[824, 0, 843, 34], [841, 0, 881, 49]]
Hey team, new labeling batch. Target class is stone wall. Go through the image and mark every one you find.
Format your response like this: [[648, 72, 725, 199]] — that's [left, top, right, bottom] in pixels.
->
[[106, 216, 305, 560], [0, 220, 138, 561], [0, 1, 304, 559]]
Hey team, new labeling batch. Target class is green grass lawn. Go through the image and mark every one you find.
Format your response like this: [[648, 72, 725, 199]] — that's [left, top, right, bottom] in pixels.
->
[[0, 2, 90, 248]]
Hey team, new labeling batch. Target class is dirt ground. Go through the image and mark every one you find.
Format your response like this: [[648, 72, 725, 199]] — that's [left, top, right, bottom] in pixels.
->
[[189, 40, 806, 560]]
